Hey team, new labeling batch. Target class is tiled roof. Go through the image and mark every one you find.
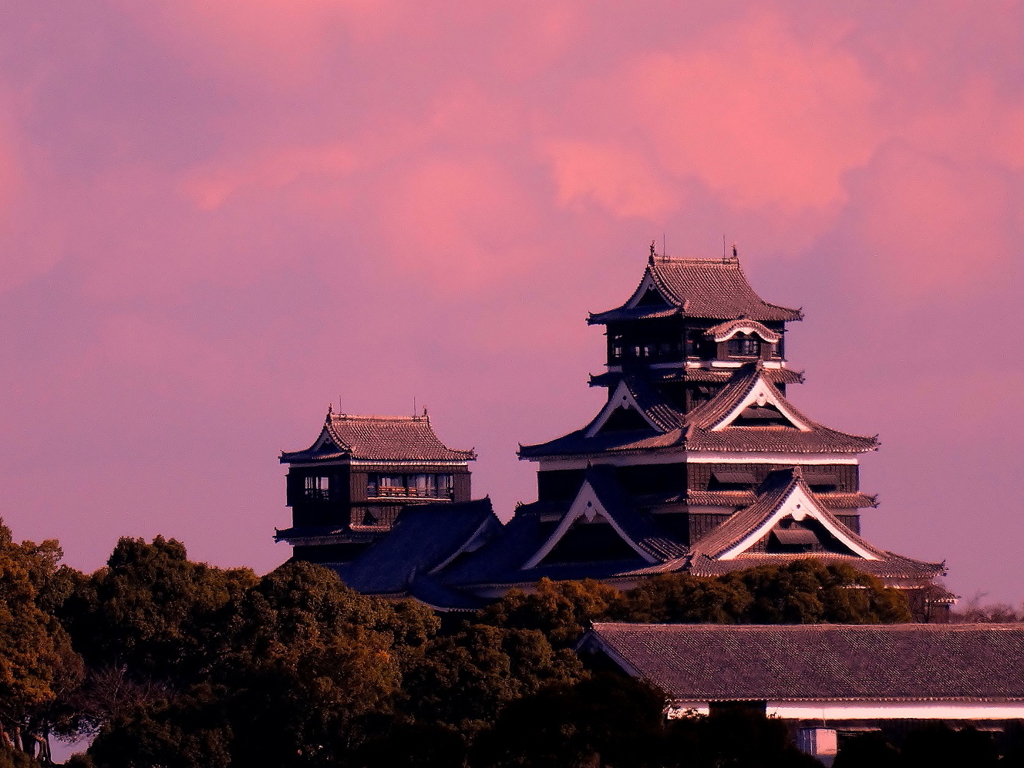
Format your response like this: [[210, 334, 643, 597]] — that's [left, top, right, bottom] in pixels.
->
[[590, 367, 804, 387], [437, 468, 923, 594], [583, 623, 1024, 702], [590, 256, 802, 324], [684, 552, 945, 581], [281, 411, 476, 463], [335, 499, 499, 595], [685, 491, 877, 510], [521, 366, 877, 460]]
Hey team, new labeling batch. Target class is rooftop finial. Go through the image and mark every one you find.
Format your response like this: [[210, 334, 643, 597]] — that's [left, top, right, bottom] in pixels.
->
[[732, 243, 738, 259], [649, 240, 656, 263]]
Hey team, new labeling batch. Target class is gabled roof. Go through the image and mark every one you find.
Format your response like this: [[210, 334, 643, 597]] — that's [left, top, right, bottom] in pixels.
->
[[334, 498, 499, 595], [521, 365, 878, 460], [281, 410, 476, 463], [687, 468, 883, 561], [522, 467, 687, 569], [437, 508, 655, 589], [585, 378, 685, 437], [425, 469, 940, 597], [589, 256, 802, 324], [582, 623, 1024, 703], [612, 468, 943, 584], [435, 475, 687, 590]]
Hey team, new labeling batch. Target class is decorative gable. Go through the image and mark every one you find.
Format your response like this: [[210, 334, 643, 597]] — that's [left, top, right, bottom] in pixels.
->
[[586, 379, 664, 438], [709, 376, 811, 432], [718, 480, 878, 561], [313, 428, 342, 452], [522, 480, 659, 569], [625, 270, 672, 309]]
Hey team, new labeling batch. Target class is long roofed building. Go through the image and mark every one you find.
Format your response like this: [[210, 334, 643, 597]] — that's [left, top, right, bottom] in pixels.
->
[[278, 249, 950, 617]]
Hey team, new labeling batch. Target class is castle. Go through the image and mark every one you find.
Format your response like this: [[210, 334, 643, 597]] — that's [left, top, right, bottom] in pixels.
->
[[276, 250, 951, 618]]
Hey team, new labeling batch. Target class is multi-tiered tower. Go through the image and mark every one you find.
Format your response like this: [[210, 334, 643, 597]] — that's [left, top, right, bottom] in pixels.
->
[[432, 252, 948, 616]]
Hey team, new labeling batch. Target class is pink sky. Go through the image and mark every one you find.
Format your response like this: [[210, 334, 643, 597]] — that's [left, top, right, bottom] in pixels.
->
[[1, 1, 1022, 603]]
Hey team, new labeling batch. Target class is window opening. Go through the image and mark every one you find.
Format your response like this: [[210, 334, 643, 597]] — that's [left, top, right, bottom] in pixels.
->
[[367, 473, 455, 499], [304, 475, 330, 500], [728, 334, 760, 357]]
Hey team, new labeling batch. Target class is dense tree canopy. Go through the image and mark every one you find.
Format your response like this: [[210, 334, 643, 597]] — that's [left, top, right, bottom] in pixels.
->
[[0, 519, 1001, 767]]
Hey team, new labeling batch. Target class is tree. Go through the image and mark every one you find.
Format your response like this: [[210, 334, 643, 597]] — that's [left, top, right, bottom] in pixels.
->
[[88, 562, 426, 768], [899, 723, 999, 768], [402, 623, 584, 735], [0, 519, 84, 762], [478, 578, 623, 648], [471, 673, 667, 768], [729, 560, 911, 624], [59, 536, 258, 686], [664, 707, 822, 768], [617, 573, 751, 624]]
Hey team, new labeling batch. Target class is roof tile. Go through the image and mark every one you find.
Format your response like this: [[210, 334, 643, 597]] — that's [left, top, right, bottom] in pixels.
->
[[585, 623, 1024, 702]]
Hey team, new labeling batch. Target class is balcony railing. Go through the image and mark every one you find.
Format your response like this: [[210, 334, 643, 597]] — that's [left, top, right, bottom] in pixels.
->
[[369, 486, 454, 500]]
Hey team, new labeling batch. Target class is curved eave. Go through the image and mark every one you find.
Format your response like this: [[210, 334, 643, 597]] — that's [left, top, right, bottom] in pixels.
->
[[587, 306, 682, 325], [518, 429, 878, 461], [589, 367, 805, 388]]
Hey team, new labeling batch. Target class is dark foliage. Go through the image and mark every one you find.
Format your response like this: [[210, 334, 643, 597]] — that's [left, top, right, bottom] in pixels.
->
[[471, 673, 667, 768], [0, 518, 997, 767], [900, 723, 999, 768], [833, 731, 901, 768], [478, 560, 912, 646], [665, 708, 823, 768]]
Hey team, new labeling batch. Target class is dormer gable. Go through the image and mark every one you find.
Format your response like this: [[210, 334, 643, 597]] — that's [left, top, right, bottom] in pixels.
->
[[522, 478, 661, 569], [709, 375, 811, 432], [586, 379, 665, 437], [625, 269, 673, 309], [717, 473, 879, 561], [312, 427, 342, 453]]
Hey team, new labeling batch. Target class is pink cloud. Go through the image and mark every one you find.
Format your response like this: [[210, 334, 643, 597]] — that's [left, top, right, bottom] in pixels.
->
[[626, 10, 880, 214], [181, 142, 360, 212], [846, 145, 1016, 300], [374, 155, 545, 293], [110, 0, 407, 84], [543, 139, 680, 219]]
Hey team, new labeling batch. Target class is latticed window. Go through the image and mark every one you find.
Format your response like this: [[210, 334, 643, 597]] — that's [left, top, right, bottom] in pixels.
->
[[728, 334, 760, 357]]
